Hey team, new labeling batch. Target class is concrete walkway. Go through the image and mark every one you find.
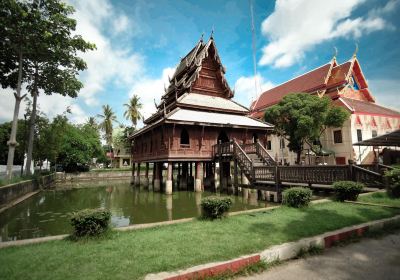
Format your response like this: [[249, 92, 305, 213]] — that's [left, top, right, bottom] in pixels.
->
[[239, 232, 400, 280]]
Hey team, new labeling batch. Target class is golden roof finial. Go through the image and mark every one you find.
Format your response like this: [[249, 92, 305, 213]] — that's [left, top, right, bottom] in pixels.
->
[[353, 43, 359, 58], [333, 46, 338, 59], [210, 26, 214, 39]]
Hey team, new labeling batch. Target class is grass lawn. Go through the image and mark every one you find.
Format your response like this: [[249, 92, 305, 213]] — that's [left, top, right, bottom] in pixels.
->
[[358, 192, 400, 207], [0, 202, 399, 280]]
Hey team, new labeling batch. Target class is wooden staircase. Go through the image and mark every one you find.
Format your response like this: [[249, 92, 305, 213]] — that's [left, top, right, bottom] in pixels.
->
[[213, 140, 277, 186], [213, 141, 388, 191]]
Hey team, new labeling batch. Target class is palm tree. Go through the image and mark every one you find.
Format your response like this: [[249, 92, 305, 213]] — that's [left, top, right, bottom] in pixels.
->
[[97, 105, 118, 147], [123, 95, 143, 128], [85, 117, 98, 129]]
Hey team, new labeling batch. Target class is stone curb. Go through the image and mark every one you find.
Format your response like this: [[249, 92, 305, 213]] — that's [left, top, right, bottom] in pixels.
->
[[145, 214, 400, 280], [0, 234, 69, 249]]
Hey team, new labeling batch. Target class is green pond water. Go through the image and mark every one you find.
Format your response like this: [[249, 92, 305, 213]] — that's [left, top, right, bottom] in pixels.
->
[[0, 182, 274, 242]]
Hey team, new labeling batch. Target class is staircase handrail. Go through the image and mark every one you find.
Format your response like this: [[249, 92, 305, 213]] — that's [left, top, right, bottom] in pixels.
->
[[353, 165, 382, 177], [232, 140, 254, 174], [256, 140, 276, 165], [378, 163, 394, 170]]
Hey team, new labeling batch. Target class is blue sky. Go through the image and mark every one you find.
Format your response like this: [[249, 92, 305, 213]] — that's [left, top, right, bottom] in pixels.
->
[[1, 0, 399, 126]]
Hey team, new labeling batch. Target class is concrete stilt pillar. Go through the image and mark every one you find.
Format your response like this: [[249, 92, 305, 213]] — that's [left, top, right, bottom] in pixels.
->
[[242, 187, 249, 199], [180, 162, 188, 190], [166, 162, 173, 194], [135, 162, 141, 186], [143, 162, 149, 187], [166, 194, 173, 221], [195, 192, 202, 216], [154, 162, 161, 192], [249, 189, 258, 206], [214, 162, 220, 191], [195, 162, 202, 192], [241, 171, 250, 185], [131, 163, 136, 185]]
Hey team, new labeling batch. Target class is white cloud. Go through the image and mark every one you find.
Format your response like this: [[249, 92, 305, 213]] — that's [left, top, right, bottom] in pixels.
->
[[113, 15, 129, 33], [68, 0, 144, 106], [234, 74, 275, 107], [128, 67, 176, 126], [259, 0, 397, 68]]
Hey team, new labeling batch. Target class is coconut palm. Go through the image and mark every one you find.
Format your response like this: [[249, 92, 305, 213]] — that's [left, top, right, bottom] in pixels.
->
[[85, 117, 98, 129], [123, 95, 143, 128], [97, 105, 118, 147]]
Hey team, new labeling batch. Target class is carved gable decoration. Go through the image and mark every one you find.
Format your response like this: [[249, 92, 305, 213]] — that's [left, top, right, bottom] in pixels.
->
[[370, 117, 377, 127], [355, 115, 362, 126]]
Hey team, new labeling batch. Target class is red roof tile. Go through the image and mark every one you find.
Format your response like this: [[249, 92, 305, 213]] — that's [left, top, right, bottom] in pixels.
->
[[340, 97, 400, 117], [252, 63, 332, 111]]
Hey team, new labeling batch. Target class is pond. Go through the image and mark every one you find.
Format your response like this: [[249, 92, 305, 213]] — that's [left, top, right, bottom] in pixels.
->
[[0, 182, 275, 242]]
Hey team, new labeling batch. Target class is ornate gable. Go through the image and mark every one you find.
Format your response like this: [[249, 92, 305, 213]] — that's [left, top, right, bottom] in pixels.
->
[[161, 37, 232, 106], [144, 35, 234, 125]]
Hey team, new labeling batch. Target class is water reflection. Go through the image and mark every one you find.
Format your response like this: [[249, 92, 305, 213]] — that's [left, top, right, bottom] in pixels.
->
[[0, 182, 275, 242]]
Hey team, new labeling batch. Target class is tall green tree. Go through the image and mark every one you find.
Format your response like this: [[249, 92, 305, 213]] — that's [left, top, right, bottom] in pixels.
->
[[22, 0, 95, 175], [124, 95, 143, 128], [0, 0, 95, 176], [98, 105, 118, 148], [0, 0, 34, 179], [264, 93, 350, 164], [85, 117, 98, 130]]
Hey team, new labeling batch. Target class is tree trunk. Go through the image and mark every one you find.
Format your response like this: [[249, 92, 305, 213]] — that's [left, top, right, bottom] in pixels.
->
[[6, 52, 24, 180], [296, 150, 301, 165], [25, 67, 39, 176]]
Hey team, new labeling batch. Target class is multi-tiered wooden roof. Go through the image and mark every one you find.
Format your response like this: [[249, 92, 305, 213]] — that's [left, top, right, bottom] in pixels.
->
[[132, 36, 271, 139]]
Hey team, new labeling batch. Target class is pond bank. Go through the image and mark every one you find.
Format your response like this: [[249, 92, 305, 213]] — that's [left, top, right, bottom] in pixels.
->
[[0, 174, 55, 213], [59, 170, 133, 182]]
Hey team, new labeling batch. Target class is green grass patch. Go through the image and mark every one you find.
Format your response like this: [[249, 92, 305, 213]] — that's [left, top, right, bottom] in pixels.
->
[[0, 202, 399, 280], [358, 192, 400, 207]]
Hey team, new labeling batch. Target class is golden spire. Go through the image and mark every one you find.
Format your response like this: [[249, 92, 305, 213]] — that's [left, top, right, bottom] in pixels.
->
[[353, 43, 359, 58]]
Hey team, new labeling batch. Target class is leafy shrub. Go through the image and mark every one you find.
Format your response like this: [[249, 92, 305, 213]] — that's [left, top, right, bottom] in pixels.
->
[[333, 181, 364, 201], [282, 187, 312, 208], [70, 208, 111, 237], [385, 168, 400, 198], [201, 196, 232, 219]]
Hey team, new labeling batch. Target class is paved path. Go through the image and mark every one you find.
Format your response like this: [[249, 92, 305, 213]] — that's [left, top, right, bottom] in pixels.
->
[[239, 232, 400, 280]]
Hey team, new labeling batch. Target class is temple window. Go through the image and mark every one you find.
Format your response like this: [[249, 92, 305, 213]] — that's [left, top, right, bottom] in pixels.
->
[[333, 130, 343, 144], [357, 129, 363, 142], [266, 140, 272, 150], [252, 133, 258, 143], [279, 138, 285, 149], [372, 130, 377, 138], [180, 128, 190, 147]]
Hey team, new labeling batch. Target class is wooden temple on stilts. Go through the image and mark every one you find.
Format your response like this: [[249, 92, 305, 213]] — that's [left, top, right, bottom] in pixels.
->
[[129, 34, 275, 196]]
